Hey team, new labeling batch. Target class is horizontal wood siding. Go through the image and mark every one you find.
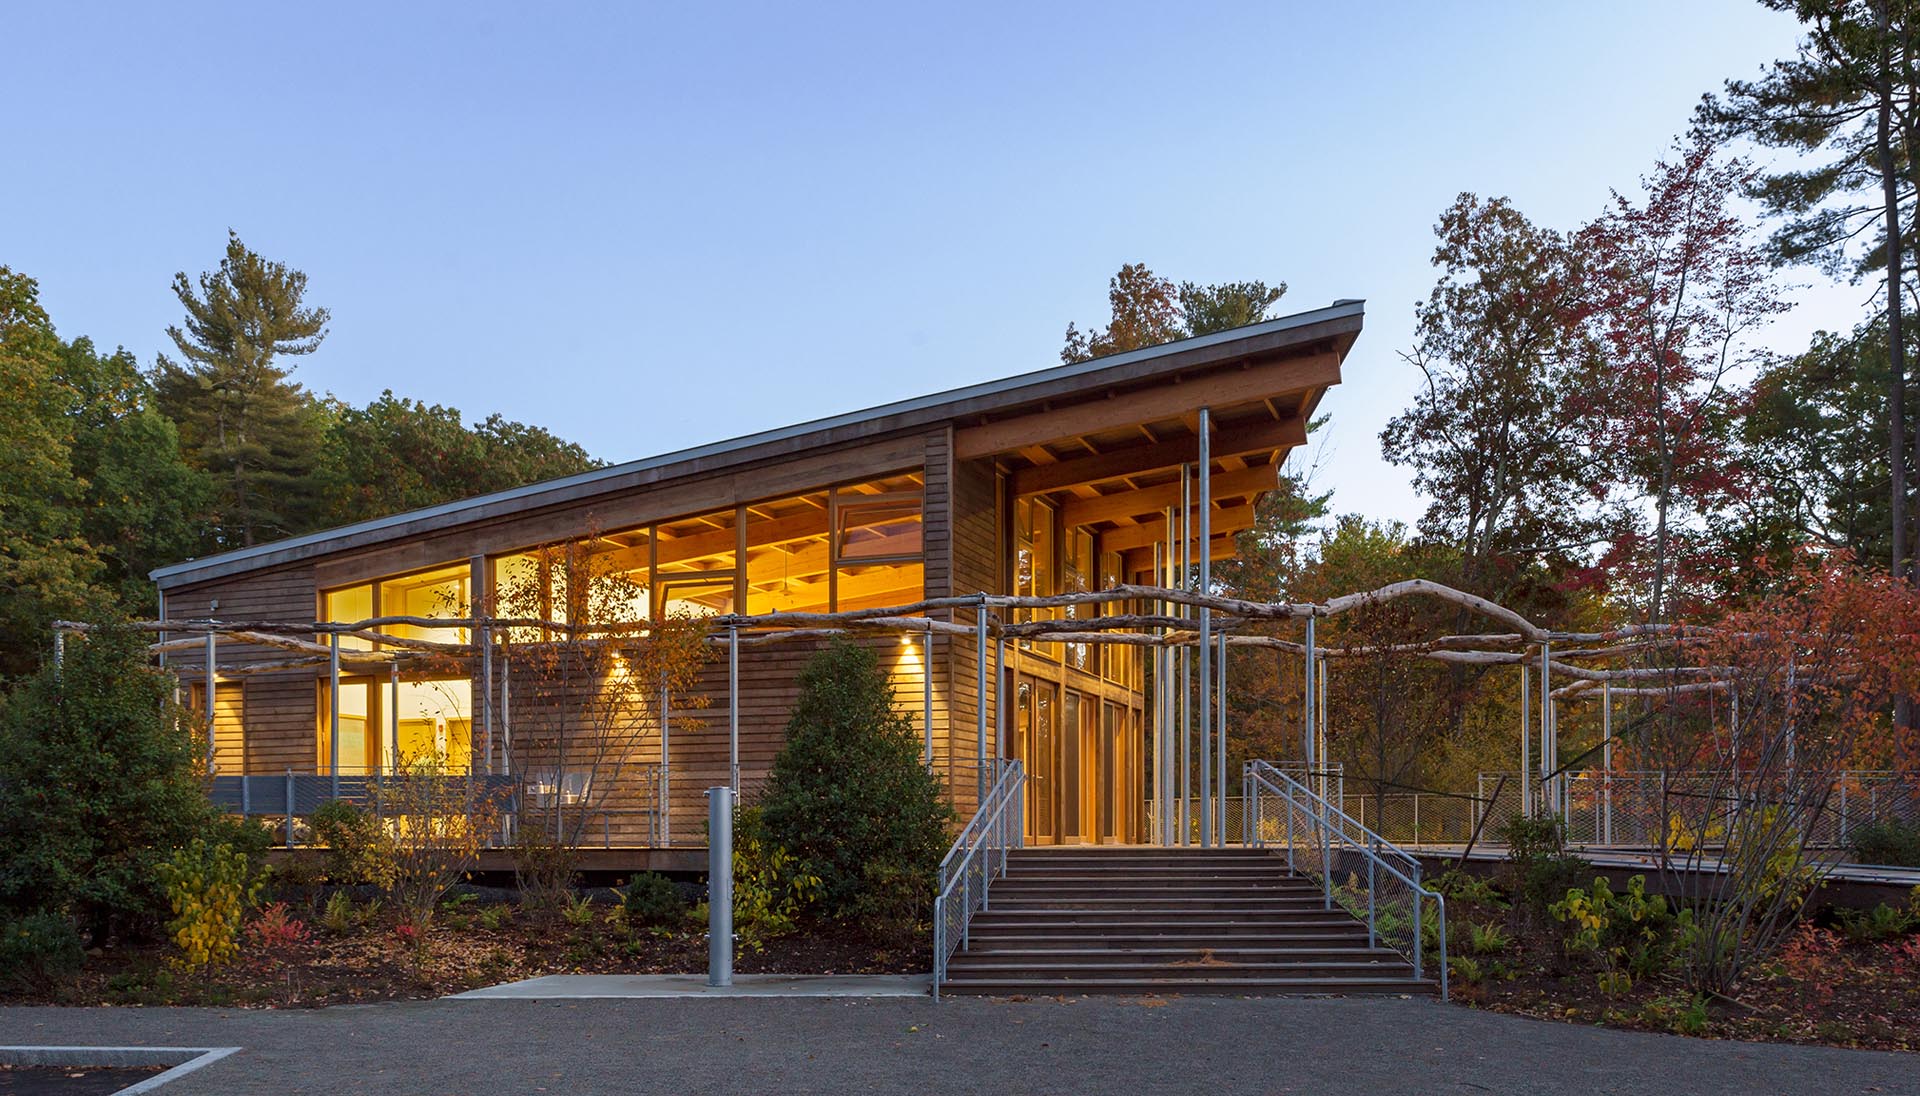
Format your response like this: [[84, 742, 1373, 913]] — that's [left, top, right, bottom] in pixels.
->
[[165, 567, 319, 776]]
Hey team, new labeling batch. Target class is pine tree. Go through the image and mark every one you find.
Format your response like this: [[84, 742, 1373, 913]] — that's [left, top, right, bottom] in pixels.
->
[[759, 641, 954, 923], [154, 232, 330, 548]]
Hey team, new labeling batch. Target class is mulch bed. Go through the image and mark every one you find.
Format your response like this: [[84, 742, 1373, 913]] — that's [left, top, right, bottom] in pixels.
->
[[3, 897, 927, 1009], [0, 1065, 164, 1095], [1443, 888, 1920, 1053]]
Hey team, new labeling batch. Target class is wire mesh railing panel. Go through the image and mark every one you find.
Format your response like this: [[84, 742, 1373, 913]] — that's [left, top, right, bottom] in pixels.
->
[[932, 759, 1025, 998], [1245, 760, 1445, 997], [1471, 770, 1918, 851]]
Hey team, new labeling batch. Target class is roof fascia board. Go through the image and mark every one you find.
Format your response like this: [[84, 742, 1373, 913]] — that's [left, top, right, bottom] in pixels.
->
[[154, 300, 1362, 589]]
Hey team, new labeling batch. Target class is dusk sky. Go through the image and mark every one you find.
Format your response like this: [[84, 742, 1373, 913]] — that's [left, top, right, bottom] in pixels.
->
[[6, 2, 1860, 528]]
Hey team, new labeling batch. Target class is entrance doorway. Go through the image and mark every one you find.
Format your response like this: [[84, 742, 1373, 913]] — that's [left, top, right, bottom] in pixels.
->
[[1017, 676, 1123, 845]]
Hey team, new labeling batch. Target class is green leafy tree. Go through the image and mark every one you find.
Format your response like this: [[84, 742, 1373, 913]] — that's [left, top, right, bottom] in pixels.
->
[[57, 337, 210, 612], [318, 391, 601, 523], [1738, 322, 1911, 570], [1380, 194, 1602, 605], [0, 625, 250, 943], [759, 641, 955, 923], [153, 231, 330, 548], [0, 269, 111, 678], [1061, 262, 1287, 363]]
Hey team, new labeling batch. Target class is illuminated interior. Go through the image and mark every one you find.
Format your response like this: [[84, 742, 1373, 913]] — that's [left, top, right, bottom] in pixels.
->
[[317, 677, 473, 775]]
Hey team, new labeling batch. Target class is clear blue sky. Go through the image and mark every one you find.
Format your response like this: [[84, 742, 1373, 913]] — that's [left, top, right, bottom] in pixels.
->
[[4, 2, 1857, 526]]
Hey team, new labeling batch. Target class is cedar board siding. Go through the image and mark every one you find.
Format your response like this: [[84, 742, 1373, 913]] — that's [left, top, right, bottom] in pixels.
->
[[163, 428, 988, 841], [164, 566, 319, 777]]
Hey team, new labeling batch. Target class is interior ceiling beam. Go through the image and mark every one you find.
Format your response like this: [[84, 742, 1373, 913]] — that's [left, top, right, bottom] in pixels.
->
[[1008, 414, 1305, 497], [954, 350, 1339, 460], [1121, 533, 1238, 575], [1060, 464, 1278, 528], [1097, 504, 1259, 553]]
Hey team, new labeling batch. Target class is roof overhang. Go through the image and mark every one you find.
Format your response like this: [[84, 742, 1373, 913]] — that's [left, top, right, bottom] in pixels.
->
[[152, 300, 1362, 590]]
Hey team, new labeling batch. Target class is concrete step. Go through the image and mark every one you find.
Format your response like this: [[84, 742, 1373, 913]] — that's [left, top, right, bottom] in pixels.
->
[[944, 958, 1418, 980], [938, 976, 1434, 997], [985, 899, 1336, 915], [952, 945, 1404, 964], [1006, 852, 1278, 862], [963, 929, 1375, 948], [988, 883, 1322, 900]]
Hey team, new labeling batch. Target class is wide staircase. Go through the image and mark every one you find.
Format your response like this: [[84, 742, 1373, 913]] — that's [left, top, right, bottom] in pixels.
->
[[939, 846, 1433, 996]]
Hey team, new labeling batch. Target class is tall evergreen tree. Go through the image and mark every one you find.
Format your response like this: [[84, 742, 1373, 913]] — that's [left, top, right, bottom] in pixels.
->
[[153, 231, 329, 548], [1698, 0, 1918, 577]]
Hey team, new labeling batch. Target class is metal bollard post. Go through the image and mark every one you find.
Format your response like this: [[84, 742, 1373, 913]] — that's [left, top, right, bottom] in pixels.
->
[[707, 786, 733, 988]]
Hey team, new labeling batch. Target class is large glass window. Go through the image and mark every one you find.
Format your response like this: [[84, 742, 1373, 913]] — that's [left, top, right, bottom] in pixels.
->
[[317, 677, 472, 775], [1014, 497, 1057, 652], [655, 508, 737, 617], [381, 564, 470, 645], [829, 473, 924, 613], [321, 584, 374, 650], [743, 493, 832, 615], [1062, 527, 1093, 672], [318, 680, 373, 774], [391, 678, 473, 772], [488, 471, 924, 624]]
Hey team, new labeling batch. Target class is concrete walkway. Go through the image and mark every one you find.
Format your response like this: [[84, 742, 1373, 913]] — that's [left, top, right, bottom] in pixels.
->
[[450, 973, 933, 998], [0, 996, 1911, 1095]]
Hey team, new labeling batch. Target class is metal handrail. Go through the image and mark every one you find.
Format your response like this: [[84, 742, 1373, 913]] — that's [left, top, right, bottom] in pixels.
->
[[932, 758, 1025, 999], [1245, 759, 1448, 1000]]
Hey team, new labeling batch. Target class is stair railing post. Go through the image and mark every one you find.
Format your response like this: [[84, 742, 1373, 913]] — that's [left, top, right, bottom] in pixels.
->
[[1245, 766, 1257, 847], [1283, 781, 1295, 872], [962, 870, 972, 950], [1412, 889, 1424, 983], [1367, 840, 1377, 948]]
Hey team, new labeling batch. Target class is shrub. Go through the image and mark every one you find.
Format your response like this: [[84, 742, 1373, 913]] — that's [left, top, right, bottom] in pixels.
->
[[310, 799, 396, 888], [715, 806, 821, 950], [1433, 869, 1507, 909], [477, 904, 512, 931], [247, 901, 311, 950], [1447, 955, 1484, 985], [758, 641, 955, 925], [1847, 819, 1920, 868], [1498, 815, 1591, 921], [1549, 874, 1691, 987], [370, 752, 496, 938], [1833, 898, 1918, 942], [0, 911, 85, 993], [0, 625, 241, 941], [155, 838, 259, 969], [621, 873, 687, 929]]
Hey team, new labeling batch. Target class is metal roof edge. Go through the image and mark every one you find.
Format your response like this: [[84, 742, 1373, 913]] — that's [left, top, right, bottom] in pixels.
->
[[152, 299, 1363, 587]]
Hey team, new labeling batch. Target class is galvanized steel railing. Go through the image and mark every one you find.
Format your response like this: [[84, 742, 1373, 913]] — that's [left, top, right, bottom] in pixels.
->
[[1244, 759, 1447, 999], [932, 758, 1025, 999]]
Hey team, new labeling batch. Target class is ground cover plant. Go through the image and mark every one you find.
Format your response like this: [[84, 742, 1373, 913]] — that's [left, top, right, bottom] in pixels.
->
[[1434, 855, 1920, 1053]]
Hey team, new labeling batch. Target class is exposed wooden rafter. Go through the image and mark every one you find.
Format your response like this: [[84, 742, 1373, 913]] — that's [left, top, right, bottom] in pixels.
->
[[1060, 464, 1278, 527], [1008, 414, 1305, 497], [953, 351, 1339, 459]]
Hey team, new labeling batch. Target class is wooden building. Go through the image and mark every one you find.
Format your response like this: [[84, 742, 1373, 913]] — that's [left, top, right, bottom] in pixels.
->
[[153, 302, 1359, 847]]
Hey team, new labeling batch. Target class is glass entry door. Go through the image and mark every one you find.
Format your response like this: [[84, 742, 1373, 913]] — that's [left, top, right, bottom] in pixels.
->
[[1016, 676, 1061, 843]]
